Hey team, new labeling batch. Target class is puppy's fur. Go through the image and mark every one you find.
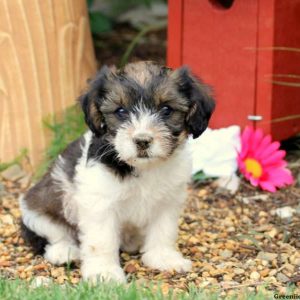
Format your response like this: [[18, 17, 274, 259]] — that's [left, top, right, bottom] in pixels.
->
[[20, 62, 215, 282]]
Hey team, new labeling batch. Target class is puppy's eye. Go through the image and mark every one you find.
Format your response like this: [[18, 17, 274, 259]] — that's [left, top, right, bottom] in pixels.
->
[[160, 105, 173, 117], [114, 107, 129, 119]]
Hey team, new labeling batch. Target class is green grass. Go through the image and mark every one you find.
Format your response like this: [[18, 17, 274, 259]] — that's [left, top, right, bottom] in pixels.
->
[[0, 279, 208, 300], [34, 105, 86, 179], [0, 278, 281, 300]]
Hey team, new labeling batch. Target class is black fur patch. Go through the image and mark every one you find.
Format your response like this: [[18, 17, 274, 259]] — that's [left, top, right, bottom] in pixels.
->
[[60, 136, 85, 181], [24, 136, 85, 223], [88, 135, 134, 178], [20, 221, 48, 255], [175, 67, 215, 138]]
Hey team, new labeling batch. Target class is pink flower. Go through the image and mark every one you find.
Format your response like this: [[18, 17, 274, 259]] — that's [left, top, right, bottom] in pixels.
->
[[238, 126, 294, 192]]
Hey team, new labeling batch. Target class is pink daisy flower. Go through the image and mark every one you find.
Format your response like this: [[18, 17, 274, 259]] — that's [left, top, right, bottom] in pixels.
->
[[238, 126, 294, 192]]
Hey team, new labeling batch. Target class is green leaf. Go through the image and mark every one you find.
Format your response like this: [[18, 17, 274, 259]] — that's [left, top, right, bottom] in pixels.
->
[[89, 12, 112, 34], [192, 171, 216, 182], [0, 148, 28, 173]]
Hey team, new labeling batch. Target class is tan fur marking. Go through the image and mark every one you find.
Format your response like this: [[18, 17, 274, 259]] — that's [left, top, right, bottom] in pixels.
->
[[186, 102, 197, 121], [104, 82, 130, 108], [90, 102, 102, 128], [124, 61, 159, 86], [177, 131, 188, 144]]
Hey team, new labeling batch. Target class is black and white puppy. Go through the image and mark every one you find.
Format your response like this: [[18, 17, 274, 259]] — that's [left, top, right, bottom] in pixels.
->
[[20, 61, 215, 283]]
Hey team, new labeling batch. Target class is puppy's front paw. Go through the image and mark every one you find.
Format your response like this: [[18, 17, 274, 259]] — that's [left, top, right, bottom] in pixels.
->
[[44, 241, 80, 265], [142, 249, 192, 272], [81, 263, 126, 284]]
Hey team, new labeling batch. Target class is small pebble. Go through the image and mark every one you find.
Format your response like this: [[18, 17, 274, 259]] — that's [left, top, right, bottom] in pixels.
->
[[257, 251, 277, 261], [260, 269, 270, 277], [125, 263, 137, 273], [276, 272, 290, 283], [276, 206, 295, 219], [233, 268, 245, 275], [219, 249, 233, 259], [250, 271, 261, 280]]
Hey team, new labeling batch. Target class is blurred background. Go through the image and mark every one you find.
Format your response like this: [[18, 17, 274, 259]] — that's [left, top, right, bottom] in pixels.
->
[[0, 0, 299, 170], [87, 0, 167, 66]]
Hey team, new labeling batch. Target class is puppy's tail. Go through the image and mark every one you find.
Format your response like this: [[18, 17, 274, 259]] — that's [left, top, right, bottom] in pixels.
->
[[20, 220, 48, 255]]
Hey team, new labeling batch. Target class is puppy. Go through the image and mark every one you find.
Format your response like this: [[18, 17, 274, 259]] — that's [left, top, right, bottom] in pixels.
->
[[20, 61, 215, 283]]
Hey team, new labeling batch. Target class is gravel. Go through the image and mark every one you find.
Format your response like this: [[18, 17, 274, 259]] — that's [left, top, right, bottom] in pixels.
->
[[1, 169, 300, 296]]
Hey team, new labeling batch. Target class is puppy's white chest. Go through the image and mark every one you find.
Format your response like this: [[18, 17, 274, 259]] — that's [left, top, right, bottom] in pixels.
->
[[117, 174, 166, 226], [74, 142, 192, 228], [117, 156, 192, 226]]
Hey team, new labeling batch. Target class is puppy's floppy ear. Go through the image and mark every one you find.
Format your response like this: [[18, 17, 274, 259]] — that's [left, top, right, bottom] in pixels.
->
[[79, 66, 111, 136], [172, 66, 215, 139]]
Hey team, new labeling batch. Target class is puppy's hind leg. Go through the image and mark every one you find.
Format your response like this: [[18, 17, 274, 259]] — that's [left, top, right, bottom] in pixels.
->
[[20, 220, 48, 255], [20, 198, 80, 265]]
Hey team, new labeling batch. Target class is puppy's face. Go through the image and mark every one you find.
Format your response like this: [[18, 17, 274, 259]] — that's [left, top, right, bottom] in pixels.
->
[[80, 62, 215, 167]]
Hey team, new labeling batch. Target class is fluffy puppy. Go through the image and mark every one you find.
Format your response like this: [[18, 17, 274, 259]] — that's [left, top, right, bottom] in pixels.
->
[[20, 61, 215, 283]]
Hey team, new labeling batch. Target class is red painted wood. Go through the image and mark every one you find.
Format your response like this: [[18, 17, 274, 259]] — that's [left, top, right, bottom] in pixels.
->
[[183, 0, 259, 129], [271, 0, 300, 139], [255, 0, 275, 136], [168, 0, 300, 140], [167, 0, 183, 68], [256, 0, 300, 140]]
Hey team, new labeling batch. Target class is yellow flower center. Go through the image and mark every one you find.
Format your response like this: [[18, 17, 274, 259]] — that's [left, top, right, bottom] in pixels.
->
[[244, 158, 263, 179]]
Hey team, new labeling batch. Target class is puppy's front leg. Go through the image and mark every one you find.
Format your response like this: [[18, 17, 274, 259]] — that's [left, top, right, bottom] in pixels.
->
[[141, 199, 192, 273], [79, 206, 125, 283]]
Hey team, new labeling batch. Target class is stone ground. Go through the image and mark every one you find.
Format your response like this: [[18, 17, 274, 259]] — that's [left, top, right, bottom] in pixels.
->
[[0, 162, 300, 296]]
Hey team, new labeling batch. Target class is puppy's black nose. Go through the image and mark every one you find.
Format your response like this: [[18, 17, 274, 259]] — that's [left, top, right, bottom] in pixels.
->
[[133, 134, 153, 150]]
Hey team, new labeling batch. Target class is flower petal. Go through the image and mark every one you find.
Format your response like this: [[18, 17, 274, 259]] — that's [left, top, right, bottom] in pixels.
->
[[267, 168, 294, 187], [259, 141, 281, 160], [251, 128, 264, 151], [254, 134, 272, 157], [261, 150, 286, 166], [259, 181, 277, 193], [249, 176, 259, 186], [239, 126, 253, 158]]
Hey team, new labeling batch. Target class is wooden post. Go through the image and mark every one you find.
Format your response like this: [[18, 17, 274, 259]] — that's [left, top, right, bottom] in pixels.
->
[[0, 0, 97, 166]]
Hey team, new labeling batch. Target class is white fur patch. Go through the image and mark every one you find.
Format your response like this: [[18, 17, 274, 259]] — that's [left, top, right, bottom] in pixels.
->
[[19, 196, 72, 244], [51, 159, 77, 225], [142, 248, 192, 272], [44, 239, 80, 265], [50, 131, 93, 225]]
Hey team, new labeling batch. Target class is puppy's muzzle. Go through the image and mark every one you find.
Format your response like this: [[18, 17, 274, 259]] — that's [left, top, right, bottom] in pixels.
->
[[133, 133, 153, 151]]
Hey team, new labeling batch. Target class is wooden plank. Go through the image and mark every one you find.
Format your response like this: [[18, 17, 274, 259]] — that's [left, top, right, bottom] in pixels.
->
[[0, 0, 96, 166]]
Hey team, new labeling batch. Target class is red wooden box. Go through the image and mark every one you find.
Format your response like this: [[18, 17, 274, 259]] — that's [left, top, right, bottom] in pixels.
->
[[168, 0, 300, 140]]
